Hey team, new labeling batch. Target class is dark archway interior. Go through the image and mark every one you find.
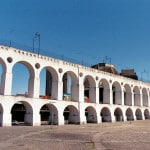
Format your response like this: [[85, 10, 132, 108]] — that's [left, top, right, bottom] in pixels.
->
[[11, 103, 26, 124]]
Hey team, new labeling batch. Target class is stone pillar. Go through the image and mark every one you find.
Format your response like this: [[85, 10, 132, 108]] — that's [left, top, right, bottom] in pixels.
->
[[58, 111, 64, 125], [111, 115, 116, 122], [56, 81, 63, 100], [79, 102, 86, 124], [2, 112, 11, 126], [142, 109, 145, 121], [0, 72, 12, 95], [122, 109, 127, 122], [31, 113, 41, 126], [96, 112, 101, 123], [131, 90, 134, 106], [28, 76, 40, 98]]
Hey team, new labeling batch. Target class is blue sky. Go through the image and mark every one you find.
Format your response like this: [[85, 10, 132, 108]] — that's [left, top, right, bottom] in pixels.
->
[[0, 0, 150, 94]]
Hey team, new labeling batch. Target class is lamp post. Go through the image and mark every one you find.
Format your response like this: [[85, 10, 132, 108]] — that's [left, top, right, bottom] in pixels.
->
[[141, 70, 149, 82], [103, 56, 111, 65], [33, 32, 40, 55], [103, 56, 112, 73]]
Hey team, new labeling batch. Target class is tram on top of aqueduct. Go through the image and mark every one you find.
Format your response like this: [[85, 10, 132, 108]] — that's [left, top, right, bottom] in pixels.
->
[[0, 45, 150, 126]]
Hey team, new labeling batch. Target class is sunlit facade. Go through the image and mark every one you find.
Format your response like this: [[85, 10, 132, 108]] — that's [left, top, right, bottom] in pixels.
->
[[0, 45, 150, 126]]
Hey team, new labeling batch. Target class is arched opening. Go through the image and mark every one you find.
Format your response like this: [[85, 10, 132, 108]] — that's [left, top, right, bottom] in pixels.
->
[[11, 101, 33, 126], [84, 76, 96, 103], [126, 108, 134, 121], [124, 84, 132, 106], [85, 106, 97, 123], [0, 58, 7, 95], [40, 67, 58, 100], [133, 86, 141, 106], [0, 63, 2, 94], [142, 88, 148, 107], [144, 109, 150, 119], [135, 109, 142, 120], [63, 105, 79, 124], [63, 71, 78, 102], [100, 107, 111, 122], [0, 104, 3, 126], [40, 104, 58, 125], [114, 108, 123, 122], [112, 81, 122, 105], [99, 79, 110, 104], [12, 62, 34, 97]]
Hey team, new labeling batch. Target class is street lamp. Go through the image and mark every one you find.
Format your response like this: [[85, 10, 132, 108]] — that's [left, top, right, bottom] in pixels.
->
[[141, 70, 149, 82], [103, 56, 111, 65], [33, 32, 40, 55], [103, 56, 112, 73]]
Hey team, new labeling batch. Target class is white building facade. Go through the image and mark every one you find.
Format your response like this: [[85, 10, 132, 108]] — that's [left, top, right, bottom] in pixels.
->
[[0, 45, 150, 126]]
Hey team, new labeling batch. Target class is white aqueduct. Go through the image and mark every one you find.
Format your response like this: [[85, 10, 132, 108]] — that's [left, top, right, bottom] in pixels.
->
[[0, 45, 150, 126]]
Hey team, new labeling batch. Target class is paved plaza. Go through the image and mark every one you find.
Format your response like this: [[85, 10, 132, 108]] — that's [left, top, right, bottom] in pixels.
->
[[0, 120, 150, 150]]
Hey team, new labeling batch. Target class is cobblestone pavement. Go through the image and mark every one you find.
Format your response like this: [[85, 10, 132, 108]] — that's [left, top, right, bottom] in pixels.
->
[[0, 120, 150, 150]]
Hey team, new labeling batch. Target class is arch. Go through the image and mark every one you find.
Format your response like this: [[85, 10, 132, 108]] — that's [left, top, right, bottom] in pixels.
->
[[112, 81, 122, 105], [62, 71, 78, 102], [133, 86, 141, 106], [144, 109, 150, 119], [99, 78, 110, 104], [84, 75, 96, 103], [40, 103, 58, 125], [124, 84, 132, 106], [12, 61, 35, 97], [142, 88, 148, 107], [0, 58, 7, 95], [40, 66, 58, 100], [85, 106, 97, 123], [114, 108, 123, 122], [135, 109, 142, 120], [0, 104, 3, 126], [126, 108, 134, 121], [11, 101, 33, 125], [63, 105, 79, 124], [100, 107, 111, 122]]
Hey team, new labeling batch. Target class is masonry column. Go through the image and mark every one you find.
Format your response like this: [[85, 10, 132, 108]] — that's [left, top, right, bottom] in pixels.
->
[[2, 110, 11, 126], [28, 75, 40, 98], [57, 108, 65, 125], [79, 102, 87, 124], [121, 88, 125, 106], [122, 109, 127, 122], [28, 104, 41, 126], [78, 72, 84, 102], [77, 69, 86, 124], [32, 112, 41, 126], [1, 71, 12, 95], [131, 87, 134, 106]]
